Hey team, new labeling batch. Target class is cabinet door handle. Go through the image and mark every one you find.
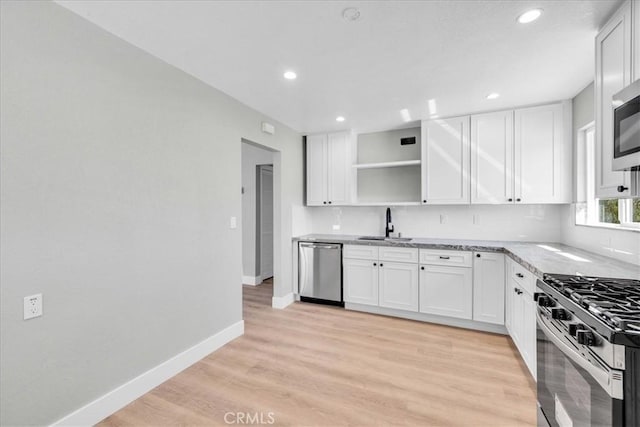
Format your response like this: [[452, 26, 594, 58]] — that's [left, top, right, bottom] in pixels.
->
[[516, 273, 524, 278], [439, 256, 450, 260], [328, 201, 332, 204], [373, 262, 377, 266], [420, 266, 425, 270], [508, 198, 513, 202], [323, 201, 327, 204], [422, 199, 427, 203], [379, 263, 383, 267], [617, 185, 629, 193], [476, 254, 481, 258], [516, 198, 521, 202]]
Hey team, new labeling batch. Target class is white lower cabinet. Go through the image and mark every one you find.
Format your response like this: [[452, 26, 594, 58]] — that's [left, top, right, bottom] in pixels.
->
[[472, 252, 505, 325], [379, 262, 419, 311], [522, 294, 537, 379], [419, 264, 473, 319], [343, 258, 378, 306], [344, 246, 509, 330], [343, 245, 418, 311], [505, 256, 537, 378]]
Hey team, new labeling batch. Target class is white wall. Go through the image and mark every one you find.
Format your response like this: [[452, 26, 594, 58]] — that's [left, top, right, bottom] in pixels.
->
[[561, 82, 640, 265], [561, 205, 640, 265], [308, 204, 565, 242], [241, 142, 274, 282], [0, 2, 302, 425]]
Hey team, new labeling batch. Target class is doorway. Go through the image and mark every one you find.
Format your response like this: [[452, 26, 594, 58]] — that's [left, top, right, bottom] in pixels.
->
[[241, 141, 275, 299]]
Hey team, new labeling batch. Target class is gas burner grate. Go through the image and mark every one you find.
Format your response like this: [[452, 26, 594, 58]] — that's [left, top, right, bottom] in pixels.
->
[[544, 273, 640, 334]]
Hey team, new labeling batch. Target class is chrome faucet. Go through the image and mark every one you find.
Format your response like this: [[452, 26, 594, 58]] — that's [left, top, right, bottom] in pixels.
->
[[385, 207, 394, 238]]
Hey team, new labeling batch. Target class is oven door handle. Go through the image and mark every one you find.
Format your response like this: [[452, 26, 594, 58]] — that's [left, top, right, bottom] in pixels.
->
[[536, 310, 623, 400]]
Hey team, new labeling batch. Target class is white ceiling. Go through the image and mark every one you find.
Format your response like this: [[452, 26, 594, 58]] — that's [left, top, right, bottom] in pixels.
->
[[56, 0, 620, 134]]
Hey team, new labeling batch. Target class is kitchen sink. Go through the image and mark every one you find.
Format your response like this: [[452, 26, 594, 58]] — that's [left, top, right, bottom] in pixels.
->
[[357, 236, 413, 242]]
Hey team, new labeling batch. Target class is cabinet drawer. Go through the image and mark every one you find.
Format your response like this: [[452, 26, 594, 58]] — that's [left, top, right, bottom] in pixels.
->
[[419, 249, 472, 267], [344, 245, 379, 260], [379, 247, 418, 263], [509, 258, 536, 295]]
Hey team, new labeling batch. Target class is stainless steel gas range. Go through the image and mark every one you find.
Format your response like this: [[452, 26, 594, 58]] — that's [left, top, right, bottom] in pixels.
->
[[536, 274, 640, 427]]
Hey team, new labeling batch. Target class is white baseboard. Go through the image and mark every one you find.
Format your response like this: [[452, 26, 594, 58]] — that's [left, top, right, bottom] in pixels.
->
[[272, 292, 294, 309], [345, 303, 507, 335], [51, 320, 244, 427], [242, 275, 262, 286]]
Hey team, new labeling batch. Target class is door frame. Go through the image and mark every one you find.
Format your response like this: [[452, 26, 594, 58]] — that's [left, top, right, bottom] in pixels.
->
[[256, 164, 274, 281]]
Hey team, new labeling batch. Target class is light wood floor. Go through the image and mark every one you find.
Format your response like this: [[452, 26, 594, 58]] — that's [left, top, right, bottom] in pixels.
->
[[99, 280, 536, 426]]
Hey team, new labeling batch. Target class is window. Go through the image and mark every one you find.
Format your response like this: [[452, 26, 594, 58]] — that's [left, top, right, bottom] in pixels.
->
[[575, 124, 640, 230]]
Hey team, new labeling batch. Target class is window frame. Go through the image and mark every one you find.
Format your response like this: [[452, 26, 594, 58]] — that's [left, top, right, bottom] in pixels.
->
[[575, 122, 639, 232]]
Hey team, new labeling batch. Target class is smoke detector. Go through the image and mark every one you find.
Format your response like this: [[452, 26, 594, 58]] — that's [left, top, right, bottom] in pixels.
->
[[342, 7, 361, 22]]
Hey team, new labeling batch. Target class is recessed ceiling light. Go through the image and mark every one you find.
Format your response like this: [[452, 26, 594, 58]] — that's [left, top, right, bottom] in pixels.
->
[[486, 93, 500, 100], [336, 116, 346, 122], [517, 8, 542, 24], [342, 7, 361, 22], [283, 71, 297, 80]]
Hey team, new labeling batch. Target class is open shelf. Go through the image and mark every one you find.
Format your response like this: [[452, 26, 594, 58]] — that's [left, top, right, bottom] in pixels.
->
[[354, 164, 422, 205]]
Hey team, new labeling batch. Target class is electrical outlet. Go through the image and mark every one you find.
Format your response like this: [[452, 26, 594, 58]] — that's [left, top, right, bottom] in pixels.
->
[[440, 214, 447, 224], [23, 294, 42, 320], [230, 216, 237, 229], [332, 224, 340, 231]]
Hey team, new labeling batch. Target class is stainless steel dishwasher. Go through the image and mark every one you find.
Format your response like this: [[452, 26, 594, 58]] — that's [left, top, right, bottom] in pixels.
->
[[298, 242, 343, 306]]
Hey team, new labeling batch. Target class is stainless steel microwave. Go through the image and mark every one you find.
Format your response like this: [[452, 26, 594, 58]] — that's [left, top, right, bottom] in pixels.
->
[[613, 79, 640, 171]]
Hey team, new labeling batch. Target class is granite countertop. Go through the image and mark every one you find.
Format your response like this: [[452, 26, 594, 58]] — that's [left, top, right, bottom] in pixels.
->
[[293, 234, 640, 280]]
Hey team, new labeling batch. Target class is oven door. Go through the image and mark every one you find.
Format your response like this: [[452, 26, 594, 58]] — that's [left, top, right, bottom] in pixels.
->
[[536, 308, 624, 427]]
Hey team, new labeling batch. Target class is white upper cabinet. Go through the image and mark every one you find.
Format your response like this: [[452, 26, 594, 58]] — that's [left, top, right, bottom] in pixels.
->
[[470, 110, 514, 204], [306, 134, 328, 205], [634, 0, 640, 81], [514, 103, 571, 204], [421, 116, 470, 204], [327, 132, 353, 205], [595, 2, 632, 198], [306, 131, 353, 206], [470, 103, 570, 204]]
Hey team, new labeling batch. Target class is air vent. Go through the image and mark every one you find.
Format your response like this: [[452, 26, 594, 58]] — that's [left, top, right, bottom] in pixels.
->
[[401, 137, 416, 145]]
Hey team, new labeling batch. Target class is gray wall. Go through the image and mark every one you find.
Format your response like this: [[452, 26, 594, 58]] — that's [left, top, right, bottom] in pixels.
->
[[572, 82, 595, 131], [0, 1, 302, 425], [241, 142, 274, 280]]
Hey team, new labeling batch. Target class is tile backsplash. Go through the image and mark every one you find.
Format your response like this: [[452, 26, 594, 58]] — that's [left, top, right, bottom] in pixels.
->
[[307, 204, 565, 242]]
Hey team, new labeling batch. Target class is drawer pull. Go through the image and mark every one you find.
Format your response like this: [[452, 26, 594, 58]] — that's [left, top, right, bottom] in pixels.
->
[[439, 256, 450, 260], [516, 273, 524, 278]]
